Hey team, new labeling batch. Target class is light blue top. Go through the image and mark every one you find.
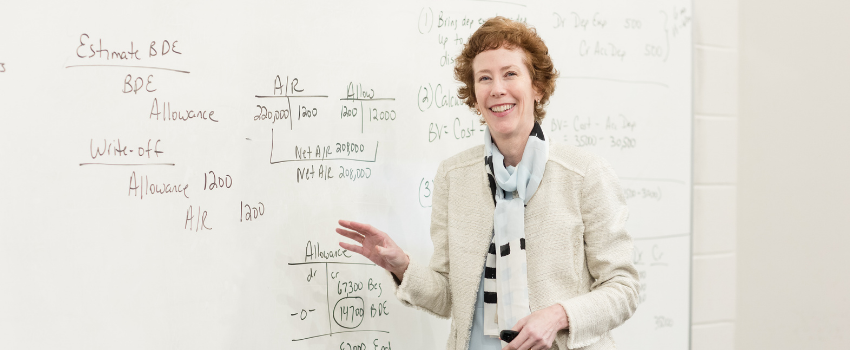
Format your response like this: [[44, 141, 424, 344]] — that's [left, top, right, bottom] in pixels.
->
[[469, 165, 518, 349], [468, 263, 503, 349]]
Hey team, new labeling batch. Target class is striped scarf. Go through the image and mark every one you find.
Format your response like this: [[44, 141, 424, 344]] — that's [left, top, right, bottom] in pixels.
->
[[482, 122, 548, 339]]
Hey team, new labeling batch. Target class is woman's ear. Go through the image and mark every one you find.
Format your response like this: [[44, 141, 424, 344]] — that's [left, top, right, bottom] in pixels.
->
[[533, 87, 544, 103]]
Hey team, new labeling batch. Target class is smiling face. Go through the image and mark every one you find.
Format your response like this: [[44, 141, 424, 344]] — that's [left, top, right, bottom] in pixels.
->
[[473, 46, 542, 143]]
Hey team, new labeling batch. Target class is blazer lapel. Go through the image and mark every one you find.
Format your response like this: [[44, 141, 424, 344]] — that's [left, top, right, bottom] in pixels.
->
[[471, 155, 496, 264]]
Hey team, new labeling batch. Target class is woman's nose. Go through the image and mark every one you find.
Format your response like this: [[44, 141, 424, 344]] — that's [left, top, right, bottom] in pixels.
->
[[490, 79, 506, 97]]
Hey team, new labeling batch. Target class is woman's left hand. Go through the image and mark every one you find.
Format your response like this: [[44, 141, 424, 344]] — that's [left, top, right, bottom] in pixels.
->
[[502, 304, 569, 350]]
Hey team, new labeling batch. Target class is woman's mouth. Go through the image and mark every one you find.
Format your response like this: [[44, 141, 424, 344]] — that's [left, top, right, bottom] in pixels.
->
[[489, 104, 515, 113]]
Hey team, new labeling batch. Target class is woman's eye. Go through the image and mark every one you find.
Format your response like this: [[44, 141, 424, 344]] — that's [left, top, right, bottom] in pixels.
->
[[478, 76, 491, 82], [506, 71, 518, 77]]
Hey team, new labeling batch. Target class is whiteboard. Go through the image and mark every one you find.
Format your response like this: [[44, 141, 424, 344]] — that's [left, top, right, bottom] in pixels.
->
[[0, 1, 692, 349]]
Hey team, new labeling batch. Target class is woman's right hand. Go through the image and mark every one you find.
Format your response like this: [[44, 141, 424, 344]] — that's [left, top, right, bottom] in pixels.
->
[[336, 220, 410, 281]]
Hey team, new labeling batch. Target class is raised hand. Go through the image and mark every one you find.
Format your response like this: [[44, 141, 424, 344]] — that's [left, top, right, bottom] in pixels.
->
[[336, 220, 410, 280]]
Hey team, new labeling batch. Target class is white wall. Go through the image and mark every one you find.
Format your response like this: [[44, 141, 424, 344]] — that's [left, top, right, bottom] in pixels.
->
[[737, 1, 850, 349], [690, 0, 739, 349]]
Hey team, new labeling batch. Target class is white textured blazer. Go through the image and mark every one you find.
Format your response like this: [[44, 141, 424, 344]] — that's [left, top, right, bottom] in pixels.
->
[[392, 143, 640, 350]]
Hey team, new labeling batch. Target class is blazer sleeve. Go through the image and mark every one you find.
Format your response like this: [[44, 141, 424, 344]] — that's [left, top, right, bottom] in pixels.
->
[[558, 157, 640, 349], [389, 160, 453, 319]]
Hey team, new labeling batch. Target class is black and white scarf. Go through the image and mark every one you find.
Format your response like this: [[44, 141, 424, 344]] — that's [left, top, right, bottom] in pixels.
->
[[482, 122, 548, 338]]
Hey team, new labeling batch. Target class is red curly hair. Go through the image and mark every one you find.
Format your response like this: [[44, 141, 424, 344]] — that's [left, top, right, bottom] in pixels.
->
[[454, 16, 558, 123]]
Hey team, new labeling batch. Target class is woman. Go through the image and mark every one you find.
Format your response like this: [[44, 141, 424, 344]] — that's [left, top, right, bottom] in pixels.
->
[[337, 17, 639, 350]]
